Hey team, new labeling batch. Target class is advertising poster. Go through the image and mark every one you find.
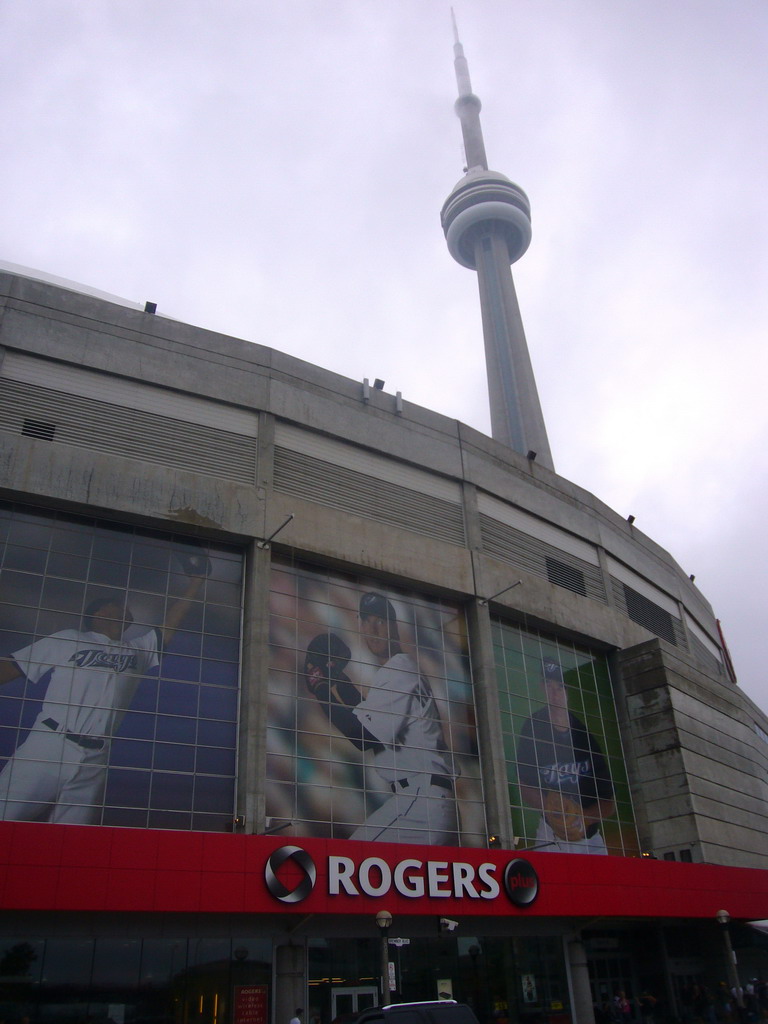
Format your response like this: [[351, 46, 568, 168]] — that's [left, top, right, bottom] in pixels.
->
[[493, 619, 639, 857], [234, 985, 268, 1024], [267, 561, 486, 846], [0, 503, 242, 830]]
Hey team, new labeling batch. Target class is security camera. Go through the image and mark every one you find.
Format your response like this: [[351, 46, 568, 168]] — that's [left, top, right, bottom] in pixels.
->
[[439, 918, 459, 933]]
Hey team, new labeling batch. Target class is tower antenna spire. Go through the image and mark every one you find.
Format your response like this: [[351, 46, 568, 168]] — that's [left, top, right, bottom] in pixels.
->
[[450, 10, 487, 171], [441, 17, 554, 470]]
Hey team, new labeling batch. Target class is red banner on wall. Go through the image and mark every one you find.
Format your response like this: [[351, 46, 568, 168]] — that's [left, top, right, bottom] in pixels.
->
[[234, 985, 268, 1024]]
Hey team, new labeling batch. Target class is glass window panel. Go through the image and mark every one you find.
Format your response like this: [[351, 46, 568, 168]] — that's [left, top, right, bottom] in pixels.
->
[[153, 742, 196, 773], [46, 551, 90, 580], [204, 602, 241, 634], [140, 938, 188, 986], [192, 812, 232, 831], [110, 738, 154, 770], [91, 529, 133, 561], [129, 565, 169, 594], [104, 768, 152, 808], [197, 719, 236, 748], [193, 776, 235, 812], [0, 938, 44, 982], [91, 938, 142, 986], [116, 710, 156, 740], [7, 517, 53, 549], [132, 540, 173, 570], [48, 523, 92, 555], [41, 938, 94, 985], [148, 809, 192, 829], [3, 544, 48, 573], [150, 772, 195, 811], [199, 686, 238, 721], [161, 653, 202, 684], [40, 576, 85, 613], [2, 571, 45, 609], [201, 634, 240, 662], [103, 807, 148, 828], [128, 681, 159, 715], [201, 659, 239, 688], [157, 681, 199, 718], [88, 557, 130, 588], [196, 746, 236, 775], [155, 714, 197, 744]]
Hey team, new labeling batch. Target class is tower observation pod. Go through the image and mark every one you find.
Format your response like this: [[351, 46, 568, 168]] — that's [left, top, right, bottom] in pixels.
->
[[441, 18, 554, 470]]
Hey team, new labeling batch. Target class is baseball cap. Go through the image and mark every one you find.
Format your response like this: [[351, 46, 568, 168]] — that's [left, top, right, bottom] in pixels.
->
[[359, 592, 397, 622], [542, 658, 564, 684]]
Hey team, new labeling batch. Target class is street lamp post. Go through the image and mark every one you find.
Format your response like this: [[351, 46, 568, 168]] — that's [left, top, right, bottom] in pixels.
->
[[375, 910, 393, 1005], [716, 910, 745, 1011]]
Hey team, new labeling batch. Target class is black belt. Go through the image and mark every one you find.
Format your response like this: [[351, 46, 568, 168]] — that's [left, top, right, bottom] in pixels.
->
[[42, 717, 105, 752], [391, 774, 452, 793]]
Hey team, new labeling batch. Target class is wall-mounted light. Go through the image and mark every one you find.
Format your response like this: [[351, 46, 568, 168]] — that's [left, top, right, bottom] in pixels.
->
[[526, 450, 537, 461], [627, 515, 636, 525], [144, 301, 157, 314], [374, 378, 385, 390]]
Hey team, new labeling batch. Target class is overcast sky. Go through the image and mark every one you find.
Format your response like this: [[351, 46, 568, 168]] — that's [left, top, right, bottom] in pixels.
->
[[3, 1, 767, 712]]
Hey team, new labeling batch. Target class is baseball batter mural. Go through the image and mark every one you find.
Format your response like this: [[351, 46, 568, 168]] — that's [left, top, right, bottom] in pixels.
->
[[516, 657, 615, 854], [0, 555, 209, 825], [268, 564, 484, 846]]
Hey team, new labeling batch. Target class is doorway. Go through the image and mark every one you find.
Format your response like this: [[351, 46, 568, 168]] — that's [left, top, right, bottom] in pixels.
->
[[331, 986, 379, 1020]]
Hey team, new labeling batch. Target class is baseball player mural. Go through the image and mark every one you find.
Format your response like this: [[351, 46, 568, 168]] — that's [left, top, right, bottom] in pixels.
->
[[516, 657, 615, 854], [268, 564, 484, 846], [0, 553, 209, 825], [305, 593, 458, 843]]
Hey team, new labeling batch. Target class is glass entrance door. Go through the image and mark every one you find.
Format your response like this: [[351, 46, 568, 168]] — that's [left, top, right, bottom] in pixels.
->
[[331, 986, 379, 1020]]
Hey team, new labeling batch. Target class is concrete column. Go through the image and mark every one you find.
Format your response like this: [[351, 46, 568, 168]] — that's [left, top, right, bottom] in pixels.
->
[[566, 933, 595, 1024], [275, 943, 306, 1024], [238, 411, 276, 833], [466, 582, 513, 845]]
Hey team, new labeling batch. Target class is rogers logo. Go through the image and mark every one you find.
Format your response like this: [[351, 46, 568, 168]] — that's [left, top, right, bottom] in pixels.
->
[[503, 858, 539, 907], [265, 846, 317, 904]]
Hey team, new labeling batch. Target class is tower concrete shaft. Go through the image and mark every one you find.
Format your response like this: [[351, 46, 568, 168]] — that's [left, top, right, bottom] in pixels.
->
[[441, 24, 554, 470]]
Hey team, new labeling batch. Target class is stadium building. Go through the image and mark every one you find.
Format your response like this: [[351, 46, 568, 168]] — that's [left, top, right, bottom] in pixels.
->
[[1, 26, 767, 1024]]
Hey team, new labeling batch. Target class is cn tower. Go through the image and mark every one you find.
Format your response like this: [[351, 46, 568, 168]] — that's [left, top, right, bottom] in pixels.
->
[[441, 17, 554, 470]]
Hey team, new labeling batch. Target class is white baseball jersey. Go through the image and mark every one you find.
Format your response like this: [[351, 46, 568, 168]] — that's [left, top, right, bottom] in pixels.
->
[[353, 652, 453, 781], [12, 628, 160, 737]]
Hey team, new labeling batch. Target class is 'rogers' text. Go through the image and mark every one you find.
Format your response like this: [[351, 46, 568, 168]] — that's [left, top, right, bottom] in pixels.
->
[[328, 856, 500, 899]]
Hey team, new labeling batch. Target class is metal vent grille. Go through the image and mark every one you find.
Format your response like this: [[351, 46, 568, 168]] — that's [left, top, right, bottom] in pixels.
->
[[274, 447, 466, 545], [545, 555, 587, 597], [0, 377, 257, 483], [611, 578, 687, 648], [22, 418, 56, 441], [479, 513, 607, 603]]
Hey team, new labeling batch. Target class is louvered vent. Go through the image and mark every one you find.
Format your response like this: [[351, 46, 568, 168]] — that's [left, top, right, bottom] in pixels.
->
[[545, 555, 587, 597], [612, 578, 687, 648], [479, 514, 607, 603], [0, 378, 257, 483], [22, 418, 56, 441], [274, 447, 466, 545]]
